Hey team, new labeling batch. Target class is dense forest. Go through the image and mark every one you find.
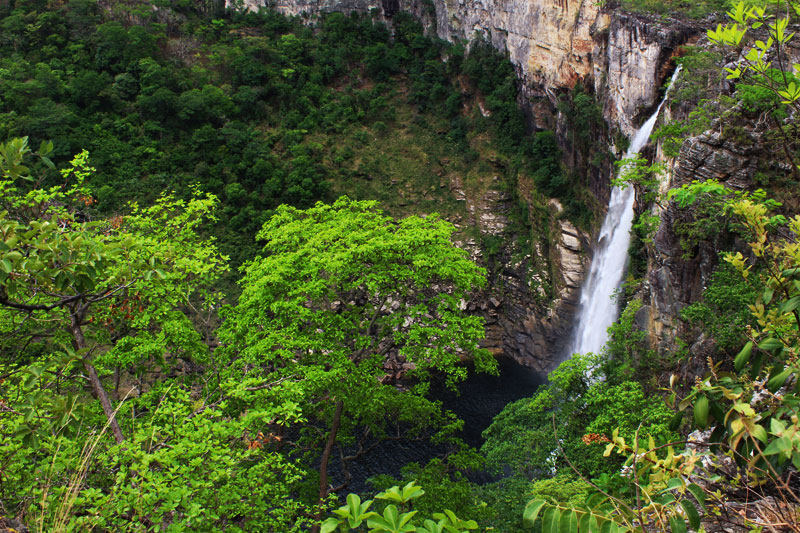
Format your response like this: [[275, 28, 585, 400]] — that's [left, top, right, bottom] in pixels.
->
[[1, 0, 800, 531], [0, 0, 585, 269]]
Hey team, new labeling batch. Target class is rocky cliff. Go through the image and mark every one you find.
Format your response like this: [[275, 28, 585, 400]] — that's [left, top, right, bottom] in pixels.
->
[[642, 108, 786, 362], [228, 0, 705, 367], [643, 131, 759, 355], [232, 0, 695, 132]]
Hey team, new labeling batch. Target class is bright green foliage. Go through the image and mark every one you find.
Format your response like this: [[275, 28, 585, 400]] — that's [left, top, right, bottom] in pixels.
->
[[369, 459, 489, 526], [0, 137, 227, 443], [707, 1, 800, 176], [528, 186, 800, 532], [673, 191, 800, 477], [524, 432, 706, 532], [220, 197, 495, 508], [654, 95, 731, 161], [481, 354, 596, 479], [515, 4, 800, 531], [603, 299, 655, 380], [322, 483, 480, 533], [482, 353, 676, 482], [0, 139, 260, 528], [223, 195, 492, 379], [681, 261, 759, 353], [613, 156, 665, 205], [16, 386, 310, 532], [586, 382, 675, 443], [529, 474, 592, 508], [0, 1, 569, 268]]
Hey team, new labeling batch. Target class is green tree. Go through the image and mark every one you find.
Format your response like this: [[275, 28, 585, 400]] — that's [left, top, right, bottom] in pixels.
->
[[0, 138, 227, 444], [707, 0, 800, 177], [220, 197, 496, 524]]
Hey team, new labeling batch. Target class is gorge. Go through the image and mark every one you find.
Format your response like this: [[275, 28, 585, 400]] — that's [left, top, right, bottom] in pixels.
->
[[227, 0, 706, 370], [2, 0, 799, 530]]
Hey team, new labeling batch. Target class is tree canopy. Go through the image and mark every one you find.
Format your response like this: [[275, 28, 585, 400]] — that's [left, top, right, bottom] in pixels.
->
[[220, 196, 496, 513]]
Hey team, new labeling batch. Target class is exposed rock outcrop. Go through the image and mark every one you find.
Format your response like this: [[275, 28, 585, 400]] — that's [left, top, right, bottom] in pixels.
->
[[644, 129, 761, 355], [450, 178, 588, 370], [599, 14, 696, 135], [226, 0, 700, 367]]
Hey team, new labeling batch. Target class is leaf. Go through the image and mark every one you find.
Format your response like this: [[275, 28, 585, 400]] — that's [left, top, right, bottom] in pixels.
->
[[771, 418, 787, 435], [320, 518, 341, 533], [666, 477, 683, 491], [734, 341, 753, 371], [750, 423, 768, 444], [779, 295, 800, 314], [669, 515, 687, 533], [680, 499, 701, 530], [586, 492, 607, 510], [600, 519, 618, 533], [761, 287, 775, 305], [376, 486, 404, 503], [558, 509, 578, 533], [763, 435, 793, 456], [668, 411, 684, 431], [582, 512, 601, 533], [400, 481, 425, 502], [758, 337, 783, 351], [397, 509, 417, 529], [694, 395, 710, 429], [522, 500, 546, 528], [767, 367, 792, 392], [750, 351, 765, 379], [783, 267, 800, 279], [687, 483, 707, 512], [655, 493, 676, 505], [541, 507, 561, 533]]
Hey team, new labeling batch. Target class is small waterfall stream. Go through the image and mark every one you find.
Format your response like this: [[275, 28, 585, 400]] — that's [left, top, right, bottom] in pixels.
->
[[568, 67, 682, 357]]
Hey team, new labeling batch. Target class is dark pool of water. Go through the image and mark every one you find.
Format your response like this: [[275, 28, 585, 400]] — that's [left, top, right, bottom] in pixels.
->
[[434, 357, 547, 448], [334, 357, 547, 492]]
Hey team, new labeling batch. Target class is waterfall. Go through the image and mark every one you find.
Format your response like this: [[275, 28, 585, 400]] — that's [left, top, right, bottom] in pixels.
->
[[567, 66, 682, 357]]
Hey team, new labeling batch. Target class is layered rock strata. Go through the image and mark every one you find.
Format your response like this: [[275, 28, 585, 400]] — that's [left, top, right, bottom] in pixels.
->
[[453, 181, 589, 370]]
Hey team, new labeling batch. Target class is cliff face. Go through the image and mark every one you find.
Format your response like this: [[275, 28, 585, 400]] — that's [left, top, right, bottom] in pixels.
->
[[642, 124, 768, 360], [230, 0, 692, 130], [229, 0, 703, 367], [432, 0, 601, 96], [599, 15, 694, 135]]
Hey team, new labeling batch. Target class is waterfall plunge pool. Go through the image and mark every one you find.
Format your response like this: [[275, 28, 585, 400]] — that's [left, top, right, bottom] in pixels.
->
[[331, 357, 547, 492]]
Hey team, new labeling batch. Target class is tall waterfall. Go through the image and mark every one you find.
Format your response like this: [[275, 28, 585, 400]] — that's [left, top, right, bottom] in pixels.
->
[[567, 66, 682, 357]]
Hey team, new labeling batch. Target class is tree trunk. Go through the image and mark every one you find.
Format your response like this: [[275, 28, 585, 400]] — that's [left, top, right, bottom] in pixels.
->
[[312, 399, 344, 533], [70, 315, 125, 444]]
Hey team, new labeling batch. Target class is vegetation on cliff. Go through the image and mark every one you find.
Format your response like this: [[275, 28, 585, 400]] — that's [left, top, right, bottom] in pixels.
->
[[0, 0, 582, 269], [2, 0, 800, 531]]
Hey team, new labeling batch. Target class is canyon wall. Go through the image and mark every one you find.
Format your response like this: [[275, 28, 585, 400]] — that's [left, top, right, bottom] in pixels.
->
[[233, 0, 695, 133], [229, 0, 700, 367]]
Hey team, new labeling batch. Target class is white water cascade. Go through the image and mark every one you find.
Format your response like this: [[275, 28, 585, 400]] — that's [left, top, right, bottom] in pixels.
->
[[567, 66, 682, 357]]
